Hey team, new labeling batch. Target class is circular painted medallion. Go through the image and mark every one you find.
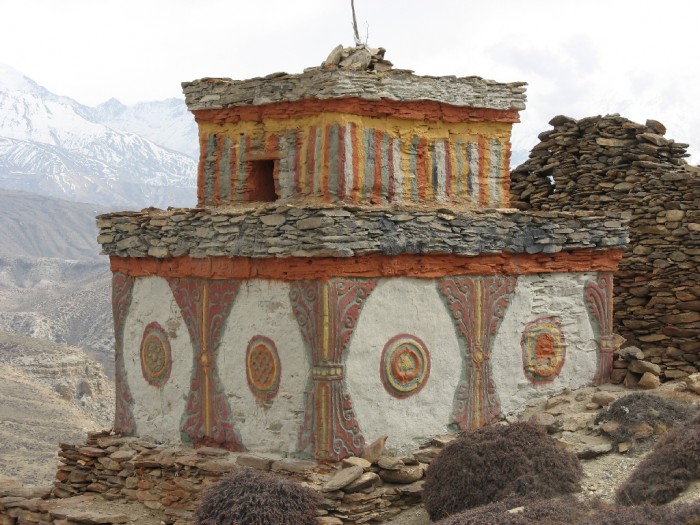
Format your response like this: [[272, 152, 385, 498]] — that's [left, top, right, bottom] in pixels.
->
[[140, 322, 172, 387], [381, 334, 431, 399], [246, 335, 281, 402], [521, 317, 566, 384]]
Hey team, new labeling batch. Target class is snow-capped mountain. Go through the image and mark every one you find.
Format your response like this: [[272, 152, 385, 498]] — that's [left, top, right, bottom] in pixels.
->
[[0, 63, 197, 209], [90, 97, 199, 160]]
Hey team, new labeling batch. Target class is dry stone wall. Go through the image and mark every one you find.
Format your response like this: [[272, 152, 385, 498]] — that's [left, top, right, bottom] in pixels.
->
[[510, 114, 700, 379]]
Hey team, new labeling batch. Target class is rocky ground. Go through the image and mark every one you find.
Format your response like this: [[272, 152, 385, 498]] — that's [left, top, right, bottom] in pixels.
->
[[0, 331, 113, 485], [384, 379, 700, 525], [2, 377, 698, 524]]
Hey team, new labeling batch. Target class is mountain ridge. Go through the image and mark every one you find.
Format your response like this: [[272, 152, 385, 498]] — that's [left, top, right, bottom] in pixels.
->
[[0, 64, 198, 209]]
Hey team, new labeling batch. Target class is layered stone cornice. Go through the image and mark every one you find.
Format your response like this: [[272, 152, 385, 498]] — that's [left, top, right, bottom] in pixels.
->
[[182, 69, 527, 112], [97, 204, 627, 260]]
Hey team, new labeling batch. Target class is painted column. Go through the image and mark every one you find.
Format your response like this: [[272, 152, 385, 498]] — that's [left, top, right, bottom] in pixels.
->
[[168, 278, 243, 450], [585, 272, 616, 385], [113, 273, 136, 434], [438, 276, 517, 430], [291, 278, 376, 461]]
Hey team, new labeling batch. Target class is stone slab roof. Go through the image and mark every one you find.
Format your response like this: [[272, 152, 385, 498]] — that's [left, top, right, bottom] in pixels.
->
[[182, 68, 527, 112]]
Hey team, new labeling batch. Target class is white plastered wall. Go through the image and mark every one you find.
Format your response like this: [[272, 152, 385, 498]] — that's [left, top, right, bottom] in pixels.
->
[[122, 276, 192, 443], [346, 278, 462, 455], [492, 272, 597, 416], [217, 280, 308, 456]]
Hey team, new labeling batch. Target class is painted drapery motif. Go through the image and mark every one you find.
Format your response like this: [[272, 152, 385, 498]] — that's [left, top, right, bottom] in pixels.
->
[[585, 272, 615, 385], [112, 273, 136, 434], [438, 276, 517, 431], [168, 278, 243, 450], [291, 278, 377, 461]]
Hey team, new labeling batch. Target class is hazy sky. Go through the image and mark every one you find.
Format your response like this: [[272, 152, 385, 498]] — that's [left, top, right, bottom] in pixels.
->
[[2, 0, 699, 161]]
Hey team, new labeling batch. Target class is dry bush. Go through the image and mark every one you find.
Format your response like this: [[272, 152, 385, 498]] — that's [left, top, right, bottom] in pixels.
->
[[615, 413, 700, 506], [432, 496, 594, 525], [422, 422, 583, 521], [595, 392, 697, 445], [579, 501, 700, 525], [193, 468, 321, 525]]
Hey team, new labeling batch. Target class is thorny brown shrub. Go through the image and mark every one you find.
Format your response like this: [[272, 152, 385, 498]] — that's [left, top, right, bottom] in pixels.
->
[[595, 392, 697, 445], [616, 412, 700, 506], [193, 468, 321, 525], [422, 422, 583, 521]]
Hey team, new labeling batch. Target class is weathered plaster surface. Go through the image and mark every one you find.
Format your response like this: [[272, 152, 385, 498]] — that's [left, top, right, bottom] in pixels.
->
[[346, 278, 461, 454], [217, 280, 308, 455], [122, 277, 191, 442], [492, 273, 597, 415], [118, 273, 602, 456]]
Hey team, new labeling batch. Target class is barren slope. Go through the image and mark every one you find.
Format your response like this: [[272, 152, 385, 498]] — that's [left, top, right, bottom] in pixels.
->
[[0, 331, 113, 485]]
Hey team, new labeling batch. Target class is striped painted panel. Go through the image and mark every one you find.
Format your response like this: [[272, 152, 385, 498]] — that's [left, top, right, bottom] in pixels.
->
[[198, 125, 509, 207]]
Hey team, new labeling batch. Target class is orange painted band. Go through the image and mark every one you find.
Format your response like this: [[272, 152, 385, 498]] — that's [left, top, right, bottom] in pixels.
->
[[193, 98, 521, 125], [110, 250, 623, 280]]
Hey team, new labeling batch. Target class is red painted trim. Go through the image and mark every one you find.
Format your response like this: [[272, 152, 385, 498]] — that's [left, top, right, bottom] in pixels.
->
[[193, 98, 521, 124], [109, 249, 624, 281], [350, 123, 360, 202], [323, 125, 332, 201], [387, 137, 395, 202], [197, 134, 207, 207]]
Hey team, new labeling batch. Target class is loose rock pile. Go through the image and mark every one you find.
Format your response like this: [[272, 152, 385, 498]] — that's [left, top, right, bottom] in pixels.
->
[[9, 431, 448, 524], [611, 345, 662, 389], [510, 115, 700, 378]]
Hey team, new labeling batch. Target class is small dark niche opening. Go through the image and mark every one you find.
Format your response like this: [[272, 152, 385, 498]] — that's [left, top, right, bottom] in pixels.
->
[[248, 160, 278, 202]]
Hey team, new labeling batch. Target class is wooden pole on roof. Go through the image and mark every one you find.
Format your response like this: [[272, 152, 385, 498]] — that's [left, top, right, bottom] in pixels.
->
[[351, 0, 362, 46]]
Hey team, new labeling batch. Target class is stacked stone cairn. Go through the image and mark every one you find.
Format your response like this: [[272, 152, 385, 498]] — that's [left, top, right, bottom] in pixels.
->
[[322, 44, 393, 72], [0, 431, 458, 525], [510, 114, 700, 379], [611, 345, 662, 389]]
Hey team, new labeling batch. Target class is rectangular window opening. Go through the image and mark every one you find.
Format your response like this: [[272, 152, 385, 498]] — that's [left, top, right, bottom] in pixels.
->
[[248, 160, 278, 202]]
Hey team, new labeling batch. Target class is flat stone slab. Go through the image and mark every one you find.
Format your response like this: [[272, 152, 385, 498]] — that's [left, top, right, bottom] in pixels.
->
[[322, 465, 364, 492]]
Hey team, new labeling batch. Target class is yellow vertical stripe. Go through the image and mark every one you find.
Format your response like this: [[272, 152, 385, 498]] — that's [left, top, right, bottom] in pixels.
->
[[322, 282, 330, 362]]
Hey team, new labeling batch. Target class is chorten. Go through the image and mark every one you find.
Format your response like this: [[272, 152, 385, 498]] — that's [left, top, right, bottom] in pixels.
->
[[97, 46, 627, 460]]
